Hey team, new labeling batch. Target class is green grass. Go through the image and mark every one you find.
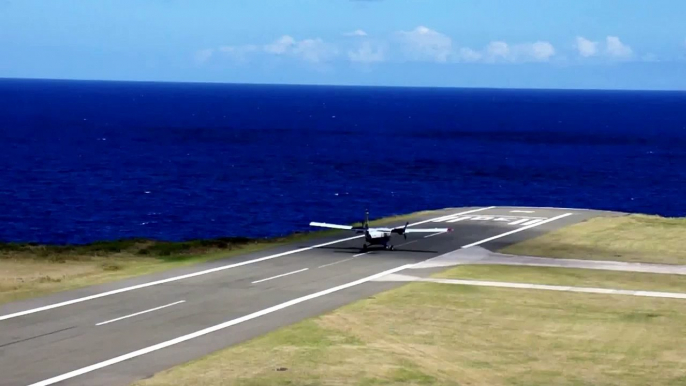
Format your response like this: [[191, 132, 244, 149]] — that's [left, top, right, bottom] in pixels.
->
[[499, 214, 686, 265], [432, 265, 686, 293], [133, 281, 686, 386]]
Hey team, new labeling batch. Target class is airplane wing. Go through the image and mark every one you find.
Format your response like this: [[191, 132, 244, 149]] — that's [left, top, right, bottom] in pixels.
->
[[309, 222, 362, 231]]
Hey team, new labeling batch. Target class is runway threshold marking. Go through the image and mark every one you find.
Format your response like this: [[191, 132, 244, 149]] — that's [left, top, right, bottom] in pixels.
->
[[0, 206, 496, 322], [96, 301, 186, 326], [461, 212, 573, 249], [252, 268, 309, 284], [27, 264, 415, 386]]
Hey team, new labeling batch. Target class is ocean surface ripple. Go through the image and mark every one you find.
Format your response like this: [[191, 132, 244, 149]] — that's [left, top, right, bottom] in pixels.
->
[[1, 79, 685, 244]]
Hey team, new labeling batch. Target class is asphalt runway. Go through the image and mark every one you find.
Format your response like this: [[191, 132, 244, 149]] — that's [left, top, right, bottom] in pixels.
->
[[0, 206, 604, 386]]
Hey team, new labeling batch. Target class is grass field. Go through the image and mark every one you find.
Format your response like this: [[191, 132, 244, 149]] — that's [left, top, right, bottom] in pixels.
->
[[433, 265, 686, 293], [499, 214, 686, 265], [133, 212, 686, 386], [0, 210, 434, 305], [134, 281, 686, 386]]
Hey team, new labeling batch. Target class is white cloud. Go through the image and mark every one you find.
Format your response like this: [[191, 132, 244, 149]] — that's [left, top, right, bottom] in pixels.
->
[[194, 48, 213, 64], [458, 47, 482, 62], [575, 36, 598, 57], [605, 36, 633, 58], [486, 41, 510, 60], [348, 41, 385, 63], [264, 35, 296, 55], [461, 40, 555, 63], [397, 26, 452, 62], [219, 45, 258, 62], [291, 38, 338, 63], [529, 41, 556, 61], [344, 29, 368, 37]]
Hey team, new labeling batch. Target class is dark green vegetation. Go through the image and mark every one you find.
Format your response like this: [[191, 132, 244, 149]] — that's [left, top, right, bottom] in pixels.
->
[[1, 236, 261, 261]]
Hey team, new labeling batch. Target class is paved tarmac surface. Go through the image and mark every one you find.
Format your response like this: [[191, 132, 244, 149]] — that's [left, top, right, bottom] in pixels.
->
[[0, 206, 606, 386]]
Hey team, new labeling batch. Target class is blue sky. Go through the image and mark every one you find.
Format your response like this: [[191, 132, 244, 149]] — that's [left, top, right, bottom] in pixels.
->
[[1, 0, 685, 89]]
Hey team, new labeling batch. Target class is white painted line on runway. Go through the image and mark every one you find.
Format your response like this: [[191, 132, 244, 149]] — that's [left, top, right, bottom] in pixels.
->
[[96, 301, 186, 326], [446, 216, 471, 223], [318, 256, 359, 269], [521, 219, 545, 226], [27, 264, 415, 386], [461, 212, 573, 249], [0, 207, 494, 322], [353, 252, 369, 257], [424, 232, 444, 238], [431, 207, 495, 223], [508, 218, 530, 225], [252, 268, 309, 284], [511, 210, 535, 213], [414, 278, 686, 300]]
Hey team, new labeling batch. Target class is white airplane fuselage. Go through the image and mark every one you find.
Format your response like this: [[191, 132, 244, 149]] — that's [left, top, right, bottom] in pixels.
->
[[363, 230, 394, 249]]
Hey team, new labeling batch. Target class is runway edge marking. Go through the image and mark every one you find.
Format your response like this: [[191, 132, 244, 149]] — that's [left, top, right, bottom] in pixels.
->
[[27, 264, 416, 386], [0, 206, 495, 322]]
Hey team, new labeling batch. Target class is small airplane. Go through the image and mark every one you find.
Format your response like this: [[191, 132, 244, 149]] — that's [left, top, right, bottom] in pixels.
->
[[309, 209, 452, 251]]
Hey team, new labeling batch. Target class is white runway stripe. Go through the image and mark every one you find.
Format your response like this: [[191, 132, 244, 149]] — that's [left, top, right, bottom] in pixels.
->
[[0, 206, 495, 322], [508, 218, 530, 225], [318, 257, 358, 268], [420, 278, 686, 299], [27, 264, 414, 386], [252, 268, 308, 284], [461, 213, 573, 249], [96, 301, 185, 326], [521, 219, 545, 226], [446, 216, 470, 223]]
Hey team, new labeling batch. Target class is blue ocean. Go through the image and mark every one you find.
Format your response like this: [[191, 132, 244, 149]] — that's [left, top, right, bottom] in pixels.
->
[[1, 78, 685, 245]]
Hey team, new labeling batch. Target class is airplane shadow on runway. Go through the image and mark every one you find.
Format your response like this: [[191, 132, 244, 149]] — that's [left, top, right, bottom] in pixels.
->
[[310, 246, 438, 254]]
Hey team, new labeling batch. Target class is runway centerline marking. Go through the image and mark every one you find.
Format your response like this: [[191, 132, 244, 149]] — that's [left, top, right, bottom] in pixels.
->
[[27, 264, 415, 386], [0, 206, 495, 322], [318, 256, 359, 269], [424, 231, 445, 238], [461, 212, 573, 249], [252, 268, 309, 284], [96, 301, 186, 326]]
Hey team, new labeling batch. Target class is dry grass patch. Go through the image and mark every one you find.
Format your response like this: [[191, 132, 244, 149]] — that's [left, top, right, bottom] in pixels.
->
[[500, 214, 686, 264], [0, 236, 310, 305], [433, 265, 686, 293], [134, 282, 686, 386]]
